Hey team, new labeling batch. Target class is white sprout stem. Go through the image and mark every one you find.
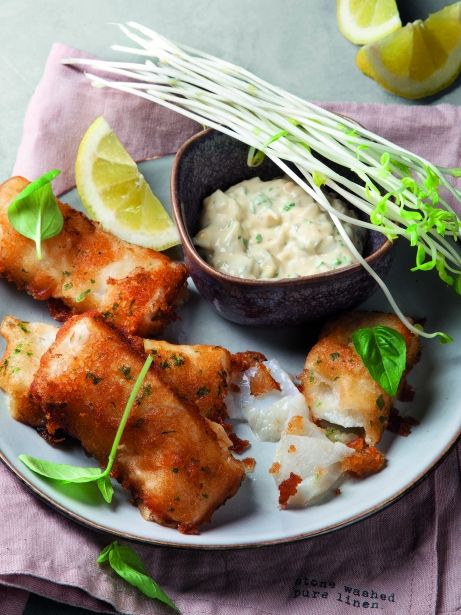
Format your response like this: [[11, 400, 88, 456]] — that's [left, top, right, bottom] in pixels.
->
[[72, 56, 453, 222], [83, 85, 458, 341], [105, 21, 461, 179], [67, 54, 459, 218], [89, 69, 461, 270], [64, 25, 461, 341]]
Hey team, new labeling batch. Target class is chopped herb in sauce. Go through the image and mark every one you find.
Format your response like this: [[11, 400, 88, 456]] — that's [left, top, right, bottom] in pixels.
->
[[194, 177, 364, 280]]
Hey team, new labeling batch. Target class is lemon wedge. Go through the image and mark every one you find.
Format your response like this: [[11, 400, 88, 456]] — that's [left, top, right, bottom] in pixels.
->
[[75, 116, 180, 250], [337, 0, 401, 45], [356, 2, 461, 99]]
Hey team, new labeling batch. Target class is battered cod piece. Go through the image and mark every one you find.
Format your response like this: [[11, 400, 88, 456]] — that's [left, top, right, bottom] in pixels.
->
[[143, 340, 231, 421], [0, 318, 240, 428], [0, 177, 187, 337], [0, 316, 56, 426], [30, 313, 244, 532], [0, 319, 233, 427], [301, 312, 420, 445]]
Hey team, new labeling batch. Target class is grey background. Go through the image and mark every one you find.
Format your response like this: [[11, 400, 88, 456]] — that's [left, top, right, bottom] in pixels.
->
[[0, 0, 456, 613], [0, 0, 455, 181]]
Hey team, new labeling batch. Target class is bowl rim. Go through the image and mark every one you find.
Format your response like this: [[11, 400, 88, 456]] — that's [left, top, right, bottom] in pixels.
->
[[170, 127, 394, 288]]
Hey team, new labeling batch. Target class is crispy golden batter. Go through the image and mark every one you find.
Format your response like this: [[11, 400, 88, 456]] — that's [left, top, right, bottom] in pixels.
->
[[230, 350, 280, 396], [0, 316, 56, 426], [230, 351, 267, 373], [0, 319, 238, 427], [301, 311, 420, 445], [143, 340, 231, 421], [0, 177, 187, 336], [342, 436, 386, 477], [30, 313, 244, 531]]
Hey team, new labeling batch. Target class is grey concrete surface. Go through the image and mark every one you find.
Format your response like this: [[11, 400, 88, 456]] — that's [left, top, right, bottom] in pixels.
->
[[0, 0, 457, 181], [0, 1, 458, 613]]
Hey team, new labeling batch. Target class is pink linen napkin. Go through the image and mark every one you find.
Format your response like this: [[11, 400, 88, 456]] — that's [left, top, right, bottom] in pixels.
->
[[2, 42, 461, 615]]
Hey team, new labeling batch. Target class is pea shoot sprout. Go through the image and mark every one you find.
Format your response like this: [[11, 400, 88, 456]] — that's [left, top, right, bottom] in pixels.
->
[[63, 22, 461, 342]]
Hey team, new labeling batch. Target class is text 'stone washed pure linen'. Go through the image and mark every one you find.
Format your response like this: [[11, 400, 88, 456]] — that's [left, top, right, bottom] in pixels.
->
[[0, 42, 460, 615]]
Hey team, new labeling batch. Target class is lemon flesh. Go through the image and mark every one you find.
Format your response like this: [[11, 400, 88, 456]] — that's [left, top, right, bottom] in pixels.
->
[[75, 116, 180, 250], [356, 2, 461, 99], [337, 0, 401, 45]]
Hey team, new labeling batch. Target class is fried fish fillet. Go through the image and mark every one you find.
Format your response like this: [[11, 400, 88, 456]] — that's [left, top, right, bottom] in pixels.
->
[[30, 313, 244, 531], [0, 318, 233, 427], [0, 316, 56, 426], [300, 312, 420, 445], [143, 340, 231, 421], [0, 177, 187, 336]]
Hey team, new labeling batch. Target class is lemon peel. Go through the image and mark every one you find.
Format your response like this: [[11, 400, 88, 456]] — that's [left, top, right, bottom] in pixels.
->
[[337, 0, 401, 45], [356, 2, 461, 99]]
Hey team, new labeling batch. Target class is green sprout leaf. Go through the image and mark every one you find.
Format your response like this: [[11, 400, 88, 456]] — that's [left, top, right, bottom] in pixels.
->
[[67, 34, 461, 341], [7, 169, 63, 260], [437, 332, 454, 344], [246, 146, 265, 167], [454, 275, 461, 295], [97, 541, 179, 612], [312, 171, 327, 187], [19, 354, 153, 502], [352, 326, 406, 396]]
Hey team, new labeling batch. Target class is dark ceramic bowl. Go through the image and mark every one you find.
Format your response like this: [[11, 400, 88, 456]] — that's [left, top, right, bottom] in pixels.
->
[[171, 129, 394, 326]]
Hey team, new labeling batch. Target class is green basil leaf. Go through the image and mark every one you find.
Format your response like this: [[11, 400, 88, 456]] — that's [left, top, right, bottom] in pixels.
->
[[7, 169, 63, 260], [97, 475, 114, 503], [352, 325, 406, 396], [99, 541, 179, 612], [96, 543, 113, 564], [19, 454, 103, 483]]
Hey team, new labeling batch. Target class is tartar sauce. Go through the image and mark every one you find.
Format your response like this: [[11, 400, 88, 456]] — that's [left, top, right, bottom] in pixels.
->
[[193, 176, 366, 280]]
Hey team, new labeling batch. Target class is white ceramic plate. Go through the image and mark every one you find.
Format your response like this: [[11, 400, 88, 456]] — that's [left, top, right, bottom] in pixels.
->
[[1, 157, 460, 549]]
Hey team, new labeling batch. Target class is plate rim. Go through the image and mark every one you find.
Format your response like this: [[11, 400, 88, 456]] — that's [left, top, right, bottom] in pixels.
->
[[1, 156, 460, 549], [1, 426, 460, 550]]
